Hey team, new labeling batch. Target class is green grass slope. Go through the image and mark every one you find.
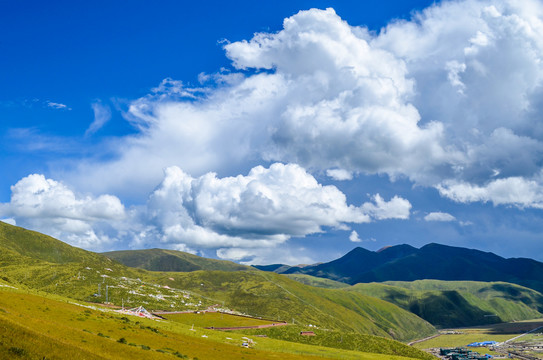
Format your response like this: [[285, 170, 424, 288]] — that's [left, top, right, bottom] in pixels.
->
[[103, 248, 250, 272], [0, 220, 109, 265], [239, 325, 434, 360], [1, 287, 429, 360], [348, 280, 543, 328], [150, 270, 436, 341], [284, 274, 350, 289]]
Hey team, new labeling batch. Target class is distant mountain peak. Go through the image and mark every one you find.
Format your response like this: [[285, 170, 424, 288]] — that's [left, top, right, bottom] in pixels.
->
[[257, 242, 543, 293]]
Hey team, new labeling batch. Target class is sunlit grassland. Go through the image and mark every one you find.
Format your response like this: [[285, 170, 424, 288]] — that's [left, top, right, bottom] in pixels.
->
[[235, 325, 435, 360], [163, 312, 278, 328], [412, 319, 543, 353], [0, 287, 429, 360]]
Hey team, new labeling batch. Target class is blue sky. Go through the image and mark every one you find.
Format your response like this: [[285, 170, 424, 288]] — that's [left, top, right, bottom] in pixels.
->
[[2, 0, 543, 264]]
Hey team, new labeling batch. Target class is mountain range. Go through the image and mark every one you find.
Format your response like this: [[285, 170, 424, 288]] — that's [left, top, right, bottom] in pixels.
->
[[254, 243, 543, 293]]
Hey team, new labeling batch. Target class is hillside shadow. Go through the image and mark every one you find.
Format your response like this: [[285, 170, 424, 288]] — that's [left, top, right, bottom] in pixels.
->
[[408, 291, 502, 328]]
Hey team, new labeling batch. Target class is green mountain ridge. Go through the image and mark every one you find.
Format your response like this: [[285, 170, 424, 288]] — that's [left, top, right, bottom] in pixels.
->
[[103, 248, 250, 272], [347, 280, 543, 328]]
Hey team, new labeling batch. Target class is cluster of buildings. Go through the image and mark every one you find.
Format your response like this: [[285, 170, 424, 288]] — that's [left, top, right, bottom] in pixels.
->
[[440, 347, 494, 360]]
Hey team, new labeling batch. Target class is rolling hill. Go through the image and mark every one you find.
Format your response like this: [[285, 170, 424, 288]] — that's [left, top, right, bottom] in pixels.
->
[[346, 280, 543, 328], [103, 248, 250, 272], [0, 222, 436, 342]]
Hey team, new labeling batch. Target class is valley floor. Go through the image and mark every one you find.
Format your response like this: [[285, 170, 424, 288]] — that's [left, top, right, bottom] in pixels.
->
[[412, 319, 543, 360]]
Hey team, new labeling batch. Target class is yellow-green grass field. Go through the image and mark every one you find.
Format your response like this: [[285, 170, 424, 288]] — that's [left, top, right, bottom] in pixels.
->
[[412, 319, 543, 355], [162, 311, 279, 328], [0, 287, 426, 360]]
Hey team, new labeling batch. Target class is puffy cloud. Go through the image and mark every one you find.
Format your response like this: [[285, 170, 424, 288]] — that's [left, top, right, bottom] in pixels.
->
[[361, 194, 412, 220], [424, 212, 457, 222], [144, 163, 372, 249], [437, 175, 543, 209], [226, 8, 451, 181], [0, 174, 125, 249], [349, 230, 361, 243], [374, 0, 543, 192], [326, 169, 353, 181], [67, 2, 543, 209], [142, 164, 410, 260]]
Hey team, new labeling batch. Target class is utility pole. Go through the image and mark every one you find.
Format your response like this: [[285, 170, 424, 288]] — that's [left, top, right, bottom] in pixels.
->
[[106, 285, 109, 303]]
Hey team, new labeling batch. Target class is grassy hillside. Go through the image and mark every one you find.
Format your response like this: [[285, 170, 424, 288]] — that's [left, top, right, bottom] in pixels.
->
[[348, 280, 543, 328], [238, 325, 435, 360], [0, 222, 435, 342], [103, 248, 250, 272], [162, 312, 278, 328], [149, 270, 436, 341], [0, 220, 112, 265], [284, 274, 350, 289], [0, 287, 431, 360]]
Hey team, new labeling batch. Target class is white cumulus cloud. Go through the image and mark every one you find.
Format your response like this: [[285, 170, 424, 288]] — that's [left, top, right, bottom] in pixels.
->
[[361, 194, 412, 220], [437, 175, 543, 209], [143, 163, 371, 249], [140, 164, 410, 260], [326, 169, 353, 181], [374, 0, 543, 199], [349, 230, 361, 243], [424, 212, 457, 222], [0, 174, 125, 249], [226, 8, 451, 181]]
